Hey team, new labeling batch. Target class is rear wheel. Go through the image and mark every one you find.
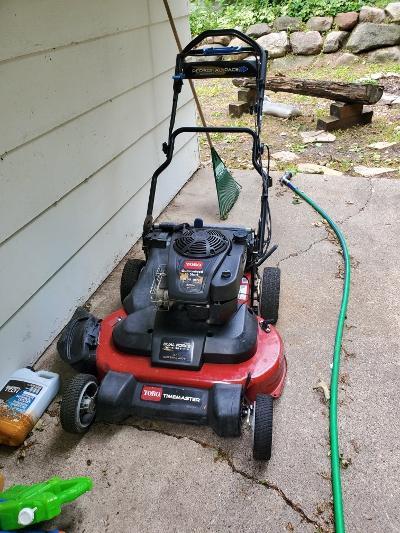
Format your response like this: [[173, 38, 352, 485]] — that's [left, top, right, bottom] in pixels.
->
[[60, 374, 98, 434], [120, 259, 145, 303], [253, 394, 273, 460], [260, 267, 280, 324]]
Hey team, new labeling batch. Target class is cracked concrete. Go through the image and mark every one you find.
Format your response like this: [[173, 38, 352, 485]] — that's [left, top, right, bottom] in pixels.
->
[[1, 167, 399, 532]]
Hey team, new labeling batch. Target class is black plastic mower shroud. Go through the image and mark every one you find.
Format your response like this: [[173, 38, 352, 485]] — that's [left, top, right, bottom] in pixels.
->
[[96, 371, 243, 437]]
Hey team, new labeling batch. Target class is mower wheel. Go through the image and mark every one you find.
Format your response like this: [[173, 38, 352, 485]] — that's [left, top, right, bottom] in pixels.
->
[[120, 258, 146, 303], [253, 394, 273, 461], [260, 267, 280, 324], [60, 374, 98, 434]]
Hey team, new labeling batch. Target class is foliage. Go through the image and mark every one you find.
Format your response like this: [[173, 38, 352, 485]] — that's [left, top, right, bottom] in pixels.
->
[[190, 0, 388, 34], [189, 0, 277, 35]]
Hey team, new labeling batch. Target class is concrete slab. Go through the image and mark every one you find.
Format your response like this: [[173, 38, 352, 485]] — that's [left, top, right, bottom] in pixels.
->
[[1, 167, 399, 532]]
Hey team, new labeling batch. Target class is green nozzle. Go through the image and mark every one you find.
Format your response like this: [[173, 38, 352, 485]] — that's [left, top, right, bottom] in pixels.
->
[[0, 476, 93, 530]]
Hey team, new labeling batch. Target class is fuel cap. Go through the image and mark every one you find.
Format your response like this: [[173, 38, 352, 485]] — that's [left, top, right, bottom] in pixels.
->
[[233, 229, 248, 243]]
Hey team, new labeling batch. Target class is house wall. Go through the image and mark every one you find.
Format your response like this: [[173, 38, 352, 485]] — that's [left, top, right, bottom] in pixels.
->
[[0, 0, 199, 384]]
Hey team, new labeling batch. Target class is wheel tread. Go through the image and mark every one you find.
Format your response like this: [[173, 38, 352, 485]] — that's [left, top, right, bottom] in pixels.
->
[[60, 374, 97, 434], [253, 394, 273, 460], [260, 267, 280, 324], [120, 259, 145, 303]]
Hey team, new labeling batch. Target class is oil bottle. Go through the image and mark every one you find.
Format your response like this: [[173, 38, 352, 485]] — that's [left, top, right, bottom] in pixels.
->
[[0, 368, 60, 446]]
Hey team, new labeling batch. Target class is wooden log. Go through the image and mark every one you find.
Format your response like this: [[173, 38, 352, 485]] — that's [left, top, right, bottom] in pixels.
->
[[238, 88, 257, 104], [330, 102, 362, 119], [229, 101, 249, 117], [316, 102, 373, 131], [232, 77, 383, 105]]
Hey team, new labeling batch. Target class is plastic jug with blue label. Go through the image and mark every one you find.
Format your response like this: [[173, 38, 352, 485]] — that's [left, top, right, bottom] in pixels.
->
[[0, 369, 60, 446]]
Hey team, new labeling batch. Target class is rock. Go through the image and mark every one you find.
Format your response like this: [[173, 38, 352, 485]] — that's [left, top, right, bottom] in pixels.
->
[[263, 100, 302, 118], [246, 23, 272, 38], [274, 16, 302, 31], [385, 2, 400, 22], [306, 16, 333, 32], [297, 163, 343, 175], [353, 165, 396, 177], [297, 163, 324, 174], [365, 45, 400, 62], [300, 130, 336, 143], [321, 167, 344, 176], [270, 54, 316, 72], [203, 36, 231, 46], [312, 51, 344, 67], [212, 35, 231, 46], [377, 92, 400, 105], [359, 6, 386, 23], [334, 52, 359, 66], [334, 11, 359, 31], [229, 37, 247, 47], [346, 23, 400, 53], [271, 151, 299, 162], [368, 141, 397, 149], [290, 31, 323, 55], [257, 32, 290, 59], [323, 31, 349, 53]]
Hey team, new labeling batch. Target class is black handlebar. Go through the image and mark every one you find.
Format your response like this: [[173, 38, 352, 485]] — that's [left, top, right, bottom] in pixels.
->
[[143, 29, 272, 264], [181, 29, 265, 59]]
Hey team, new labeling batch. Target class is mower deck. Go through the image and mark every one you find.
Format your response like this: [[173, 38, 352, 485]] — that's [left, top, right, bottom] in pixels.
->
[[97, 309, 286, 402]]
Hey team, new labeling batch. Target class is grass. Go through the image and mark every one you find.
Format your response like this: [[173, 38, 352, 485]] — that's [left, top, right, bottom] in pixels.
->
[[293, 62, 400, 83], [290, 142, 307, 153]]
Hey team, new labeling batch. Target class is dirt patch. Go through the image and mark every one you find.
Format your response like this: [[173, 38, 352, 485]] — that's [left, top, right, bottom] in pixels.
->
[[194, 64, 400, 179]]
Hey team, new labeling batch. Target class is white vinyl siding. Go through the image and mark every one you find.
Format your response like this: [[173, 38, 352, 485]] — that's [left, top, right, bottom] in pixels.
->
[[0, 0, 199, 383]]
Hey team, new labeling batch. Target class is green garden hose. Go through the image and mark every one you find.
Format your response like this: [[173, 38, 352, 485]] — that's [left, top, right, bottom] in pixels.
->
[[280, 172, 349, 533]]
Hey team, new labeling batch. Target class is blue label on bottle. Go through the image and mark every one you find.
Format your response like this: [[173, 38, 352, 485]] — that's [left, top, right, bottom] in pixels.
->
[[0, 380, 42, 414]]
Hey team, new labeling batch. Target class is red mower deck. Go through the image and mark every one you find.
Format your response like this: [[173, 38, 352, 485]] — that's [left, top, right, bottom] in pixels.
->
[[97, 309, 286, 402]]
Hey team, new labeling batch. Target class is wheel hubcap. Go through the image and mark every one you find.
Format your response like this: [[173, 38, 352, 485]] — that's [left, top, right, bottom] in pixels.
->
[[78, 382, 98, 427]]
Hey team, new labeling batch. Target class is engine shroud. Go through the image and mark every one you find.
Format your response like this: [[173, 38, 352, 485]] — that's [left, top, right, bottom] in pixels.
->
[[167, 227, 244, 309], [112, 224, 257, 370]]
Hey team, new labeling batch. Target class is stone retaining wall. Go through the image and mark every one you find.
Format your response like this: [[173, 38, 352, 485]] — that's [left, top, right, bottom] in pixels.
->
[[200, 3, 400, 65]]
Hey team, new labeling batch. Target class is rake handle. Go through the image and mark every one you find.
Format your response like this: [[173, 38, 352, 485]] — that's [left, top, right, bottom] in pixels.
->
[[163, 0, 213, 150]]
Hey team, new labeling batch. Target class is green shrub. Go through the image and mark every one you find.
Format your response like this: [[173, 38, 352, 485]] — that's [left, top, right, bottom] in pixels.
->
[[190, 0, 388, 34]]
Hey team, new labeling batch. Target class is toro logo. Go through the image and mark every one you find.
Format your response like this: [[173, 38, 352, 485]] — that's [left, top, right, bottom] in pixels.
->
[[183, 260, 203, 270], [141, 385, 163, 402]]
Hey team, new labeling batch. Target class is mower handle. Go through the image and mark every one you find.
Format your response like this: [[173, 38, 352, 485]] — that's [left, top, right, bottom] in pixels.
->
[[181, 29, 265, 60], [144, 126, 269, 235]]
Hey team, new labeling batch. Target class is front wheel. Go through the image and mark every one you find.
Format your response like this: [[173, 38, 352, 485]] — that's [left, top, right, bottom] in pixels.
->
[[253, 394, 273, 460], [60, 374, 98, 434]]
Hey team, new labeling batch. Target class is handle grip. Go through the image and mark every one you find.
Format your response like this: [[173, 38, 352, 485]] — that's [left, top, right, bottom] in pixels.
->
[[202, 46, 246, 55]]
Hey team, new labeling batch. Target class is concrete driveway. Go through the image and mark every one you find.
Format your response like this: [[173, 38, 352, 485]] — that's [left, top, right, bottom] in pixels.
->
[[1, 167, 399, 532]]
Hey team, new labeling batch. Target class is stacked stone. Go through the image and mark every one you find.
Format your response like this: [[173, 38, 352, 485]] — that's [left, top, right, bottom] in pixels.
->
[[201, 3, 400, 65]]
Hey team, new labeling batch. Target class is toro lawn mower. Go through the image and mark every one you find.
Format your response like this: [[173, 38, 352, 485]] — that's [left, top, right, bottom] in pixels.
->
[[58, 29, 287, 460]]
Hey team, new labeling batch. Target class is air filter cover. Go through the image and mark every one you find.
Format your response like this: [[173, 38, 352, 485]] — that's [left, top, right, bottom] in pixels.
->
[[173, 229, 229, 258]]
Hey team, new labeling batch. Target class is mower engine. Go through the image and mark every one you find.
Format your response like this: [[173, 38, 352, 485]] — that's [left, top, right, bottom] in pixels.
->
[[109, 220, 258, 370], [150, 223, 249, 324]]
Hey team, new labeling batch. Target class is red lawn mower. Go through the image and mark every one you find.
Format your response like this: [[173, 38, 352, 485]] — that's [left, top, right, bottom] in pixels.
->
[[58, 30, 286, 460]]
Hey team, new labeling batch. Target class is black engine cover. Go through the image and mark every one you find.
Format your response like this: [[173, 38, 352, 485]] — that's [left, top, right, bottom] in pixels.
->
[[168, 227, 246, 308], [111, 224, 257, 369]]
